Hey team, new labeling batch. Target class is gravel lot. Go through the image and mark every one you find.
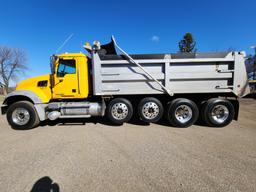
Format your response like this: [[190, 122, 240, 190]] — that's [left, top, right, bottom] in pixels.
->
[[0, 99, 255, 192]]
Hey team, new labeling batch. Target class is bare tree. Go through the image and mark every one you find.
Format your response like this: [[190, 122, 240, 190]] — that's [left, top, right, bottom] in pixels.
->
[[0, 46, 28, 95]]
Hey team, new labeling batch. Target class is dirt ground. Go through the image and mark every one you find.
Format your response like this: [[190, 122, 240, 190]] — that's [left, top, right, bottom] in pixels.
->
[[0, 99, 255, 192]]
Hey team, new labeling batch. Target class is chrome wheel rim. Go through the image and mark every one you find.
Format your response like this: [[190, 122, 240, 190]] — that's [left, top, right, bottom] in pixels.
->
[[111, 103, 129, 120], [142, 102, 159, 120], [174, 105, 192, 123], [12, 108, 30, 125], [211, 105, 229, 124]]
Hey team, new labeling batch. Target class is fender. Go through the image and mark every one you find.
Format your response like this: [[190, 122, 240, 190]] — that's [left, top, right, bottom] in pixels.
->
[[3, 90, 43, 104], [2, 90, 48, 121]]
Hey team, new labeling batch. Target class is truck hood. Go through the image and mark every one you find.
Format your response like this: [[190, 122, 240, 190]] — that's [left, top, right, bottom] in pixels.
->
[[16, 74, 51, 90]]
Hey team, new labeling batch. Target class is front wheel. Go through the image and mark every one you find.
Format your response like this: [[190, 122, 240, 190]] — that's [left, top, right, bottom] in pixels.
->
[[6, 101, 40, 129], [107, 98, 133, 125]]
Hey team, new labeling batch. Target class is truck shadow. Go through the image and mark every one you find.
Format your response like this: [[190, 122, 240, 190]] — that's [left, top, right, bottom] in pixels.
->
[[155, 118, 211, 128], [39, 116, 211, 129], [40, 116, 121, 127], [244, 93, 256, 99], [30, 176, 59, 192]]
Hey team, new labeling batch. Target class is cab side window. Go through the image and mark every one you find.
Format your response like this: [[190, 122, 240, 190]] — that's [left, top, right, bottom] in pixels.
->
[[57, 59, 76, 77]]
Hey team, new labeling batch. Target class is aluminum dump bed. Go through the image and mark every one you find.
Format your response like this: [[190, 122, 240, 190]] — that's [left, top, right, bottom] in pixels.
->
[[89, 37, 250, 98]]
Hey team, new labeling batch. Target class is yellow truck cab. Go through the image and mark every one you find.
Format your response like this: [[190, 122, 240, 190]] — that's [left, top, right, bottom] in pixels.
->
[[2, 52, 94, 129], [51, 53, 90, 99], [1, 37, 250, 129], [14, 53, 90, 102]]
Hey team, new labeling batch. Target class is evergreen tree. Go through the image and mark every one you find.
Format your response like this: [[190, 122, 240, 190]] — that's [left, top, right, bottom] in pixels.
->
[[179, 33, 196, 53]]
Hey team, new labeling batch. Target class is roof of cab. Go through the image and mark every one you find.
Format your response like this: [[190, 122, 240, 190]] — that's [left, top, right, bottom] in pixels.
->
[[57, 52, 87, 57]]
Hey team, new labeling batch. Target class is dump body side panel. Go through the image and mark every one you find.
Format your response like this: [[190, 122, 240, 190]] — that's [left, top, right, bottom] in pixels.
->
[[92, 52, 249, 97]]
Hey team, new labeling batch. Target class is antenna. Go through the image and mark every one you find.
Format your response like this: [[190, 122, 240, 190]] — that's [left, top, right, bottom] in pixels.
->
[[80, 41, 83, 53], [55, 33, 74, 54]]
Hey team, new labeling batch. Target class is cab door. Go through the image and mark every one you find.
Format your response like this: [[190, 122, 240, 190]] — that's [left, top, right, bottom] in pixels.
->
[[52, 58, 79, 98]]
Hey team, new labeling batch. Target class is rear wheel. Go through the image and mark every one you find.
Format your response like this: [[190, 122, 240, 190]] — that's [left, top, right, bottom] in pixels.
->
[[6, 101, 40, 129], [107, 98, 133, 125], [202, 98, 234, 127], [166, 98, 199, 127], [138, 97, 163, 123]]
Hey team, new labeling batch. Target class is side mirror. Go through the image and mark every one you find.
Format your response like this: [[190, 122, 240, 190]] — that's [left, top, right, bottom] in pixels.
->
[[50, 55, 58, 74]]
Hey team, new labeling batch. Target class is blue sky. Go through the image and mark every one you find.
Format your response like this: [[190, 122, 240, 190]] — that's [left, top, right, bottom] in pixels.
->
[[0, 0, 255, 82]]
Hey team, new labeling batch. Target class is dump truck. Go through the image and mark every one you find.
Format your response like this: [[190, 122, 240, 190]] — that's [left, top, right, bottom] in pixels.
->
[[1, 36, 250, 129]]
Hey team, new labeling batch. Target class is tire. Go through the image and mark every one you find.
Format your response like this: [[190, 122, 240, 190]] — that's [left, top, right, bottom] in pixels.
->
[[107, 98, 133, 125], [138, 97, 163, 123], [6, 101, 40, 130], [166, 98, 199, 128], [202, 98, 234, 127]]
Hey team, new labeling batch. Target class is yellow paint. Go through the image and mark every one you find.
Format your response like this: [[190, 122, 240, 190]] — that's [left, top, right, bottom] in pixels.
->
[[15, 52, 90, 102], [52, 53, 89, 99], [16, 74, 52, 103]]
